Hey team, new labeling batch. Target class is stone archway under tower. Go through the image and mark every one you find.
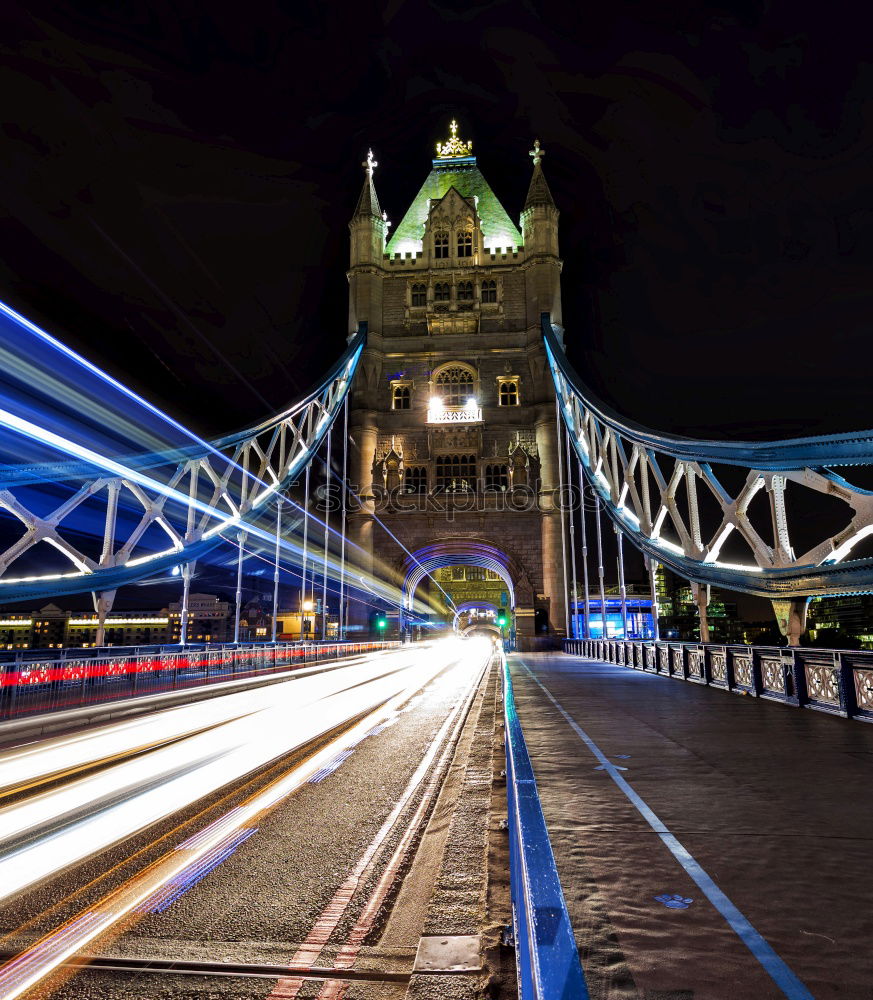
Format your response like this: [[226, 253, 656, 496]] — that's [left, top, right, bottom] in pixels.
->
[[400, 538, 549, 649], [462, 622, 503, 639]]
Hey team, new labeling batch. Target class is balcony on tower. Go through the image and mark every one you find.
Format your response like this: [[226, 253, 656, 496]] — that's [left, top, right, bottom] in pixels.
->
[[427, 396, 483, 424]]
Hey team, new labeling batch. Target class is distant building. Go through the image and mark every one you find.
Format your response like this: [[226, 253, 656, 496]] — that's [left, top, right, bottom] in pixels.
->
[[0, 603, 171, 651], [653, 568, 743, 643], [572, 593, 655, 639], [168, 593, 233, 643], [808, 595, 873, 649]]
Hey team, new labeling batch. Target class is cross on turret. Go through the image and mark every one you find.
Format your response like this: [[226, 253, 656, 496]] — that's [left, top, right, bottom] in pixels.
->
[[529, 139, 545, 167], [363, 149, 378, 177]]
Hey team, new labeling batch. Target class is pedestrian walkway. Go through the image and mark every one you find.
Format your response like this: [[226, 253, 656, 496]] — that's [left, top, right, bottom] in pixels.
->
[[508, 652, 873, 1000]]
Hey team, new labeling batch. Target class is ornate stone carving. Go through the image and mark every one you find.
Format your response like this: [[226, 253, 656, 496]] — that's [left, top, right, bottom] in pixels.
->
[[710, 651, 727, 683], [688, 650, 703, 677], [435, 119, 473, 159], [733, 656, 753, 688], [431, 428, 479, 452], [805, 664, 840, 706], [854, 668, 873, 710], [761, 658, 784, 693]]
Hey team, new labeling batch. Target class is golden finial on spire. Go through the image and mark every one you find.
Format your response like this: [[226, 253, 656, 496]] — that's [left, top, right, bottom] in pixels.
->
[[435, 119, 473, 159], [362, 149, 377, 177], [529, 139, 545, 167]]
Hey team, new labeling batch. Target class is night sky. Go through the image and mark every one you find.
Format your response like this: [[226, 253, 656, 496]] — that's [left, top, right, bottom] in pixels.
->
[[2, 1, 871, 444], [1, 2, 872, 620]]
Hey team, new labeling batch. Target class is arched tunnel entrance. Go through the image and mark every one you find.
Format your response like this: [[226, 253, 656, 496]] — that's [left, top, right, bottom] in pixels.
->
[[402, 539, 543, 646]]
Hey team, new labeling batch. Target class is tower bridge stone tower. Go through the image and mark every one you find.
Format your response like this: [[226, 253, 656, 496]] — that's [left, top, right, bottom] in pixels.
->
[[346, 123, 566, 646]]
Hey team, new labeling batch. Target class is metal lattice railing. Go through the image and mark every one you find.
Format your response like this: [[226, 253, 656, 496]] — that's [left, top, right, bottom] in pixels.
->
[[0, 329, 364, 602], [563, 637, 873, 723], [544, 315, 873, 598]]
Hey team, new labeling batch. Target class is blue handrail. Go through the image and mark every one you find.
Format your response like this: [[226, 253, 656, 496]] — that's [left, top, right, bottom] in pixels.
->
[[502, 652, 589, 999]]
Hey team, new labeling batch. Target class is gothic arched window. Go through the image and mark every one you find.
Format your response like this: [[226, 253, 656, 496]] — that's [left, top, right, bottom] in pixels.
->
[[481, 279, 497, 303], [392, 384, 411, 410], [434, 282, 451, 303], [434, 231, 449, 259], [434, 364, 475, 405], [484, 464, 509, 491], [457, 231, 473, 257], [498, 378, 519, 406], [411, 283, 427, 307], [404, 466, 427, 493], [435, 454, 477, 491], [457, 280, 474, 301]]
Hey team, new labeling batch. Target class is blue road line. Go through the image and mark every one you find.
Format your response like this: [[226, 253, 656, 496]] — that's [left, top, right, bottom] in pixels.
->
[[519, 661, 815, 1000]]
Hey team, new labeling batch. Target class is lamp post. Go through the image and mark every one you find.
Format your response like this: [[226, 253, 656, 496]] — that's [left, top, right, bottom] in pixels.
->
[[302, 598, 314, 639]]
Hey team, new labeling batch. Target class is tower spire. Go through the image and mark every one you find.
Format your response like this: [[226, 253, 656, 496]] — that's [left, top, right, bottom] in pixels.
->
[[524, 139, 556, 209], [353, 148, 383, 218]]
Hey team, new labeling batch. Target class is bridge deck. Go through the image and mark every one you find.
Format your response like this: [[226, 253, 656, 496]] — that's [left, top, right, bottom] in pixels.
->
[[508, 651, 873, 1000]]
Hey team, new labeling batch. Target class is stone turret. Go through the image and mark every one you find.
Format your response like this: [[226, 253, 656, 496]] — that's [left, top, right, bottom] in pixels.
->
[[520, 140, 562, 330], [348, 149, 389, 336]]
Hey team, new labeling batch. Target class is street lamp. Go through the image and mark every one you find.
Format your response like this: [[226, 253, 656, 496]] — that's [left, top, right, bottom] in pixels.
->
[[302, 598, 314, 637]]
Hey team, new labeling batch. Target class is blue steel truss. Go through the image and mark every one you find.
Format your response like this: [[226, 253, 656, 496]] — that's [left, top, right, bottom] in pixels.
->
[[0, 330, 365, 602], [544, 315, 873, 598]]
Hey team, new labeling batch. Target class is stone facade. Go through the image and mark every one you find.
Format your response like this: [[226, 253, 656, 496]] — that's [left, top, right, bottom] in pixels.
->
[[346, 127, 565, 645]]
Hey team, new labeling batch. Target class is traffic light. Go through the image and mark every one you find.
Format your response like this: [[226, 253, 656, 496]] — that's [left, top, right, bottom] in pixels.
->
[[496, 613, 507, 627], [376, 615, 388, 630]]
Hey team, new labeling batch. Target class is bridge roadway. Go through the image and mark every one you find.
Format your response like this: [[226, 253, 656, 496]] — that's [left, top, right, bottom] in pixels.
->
[[509, 651, 873, 1000], [0, 639, 512, 1000]]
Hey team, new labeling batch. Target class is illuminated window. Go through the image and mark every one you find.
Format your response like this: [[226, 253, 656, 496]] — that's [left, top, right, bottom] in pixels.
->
[[498, 377, 519, 406], [434, 231, 449, 258], [404, 466, 428, 493], [467, 567, 486, 581], [481, 279, 497, 303], [434, 365, 475, 405], [392, 384, 411, 410], [486, 569, 501, 580], [484, 464, 509, 491], [434, 282, 451, 302], [435, 454, 477, 491], [457, 231, 473, 257], [411, 283, 427, 307], [457, 280, 474, 301]]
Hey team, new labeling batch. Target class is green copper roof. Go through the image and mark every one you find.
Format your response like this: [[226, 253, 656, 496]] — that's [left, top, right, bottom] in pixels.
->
[[386, 159, 523, 256]]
